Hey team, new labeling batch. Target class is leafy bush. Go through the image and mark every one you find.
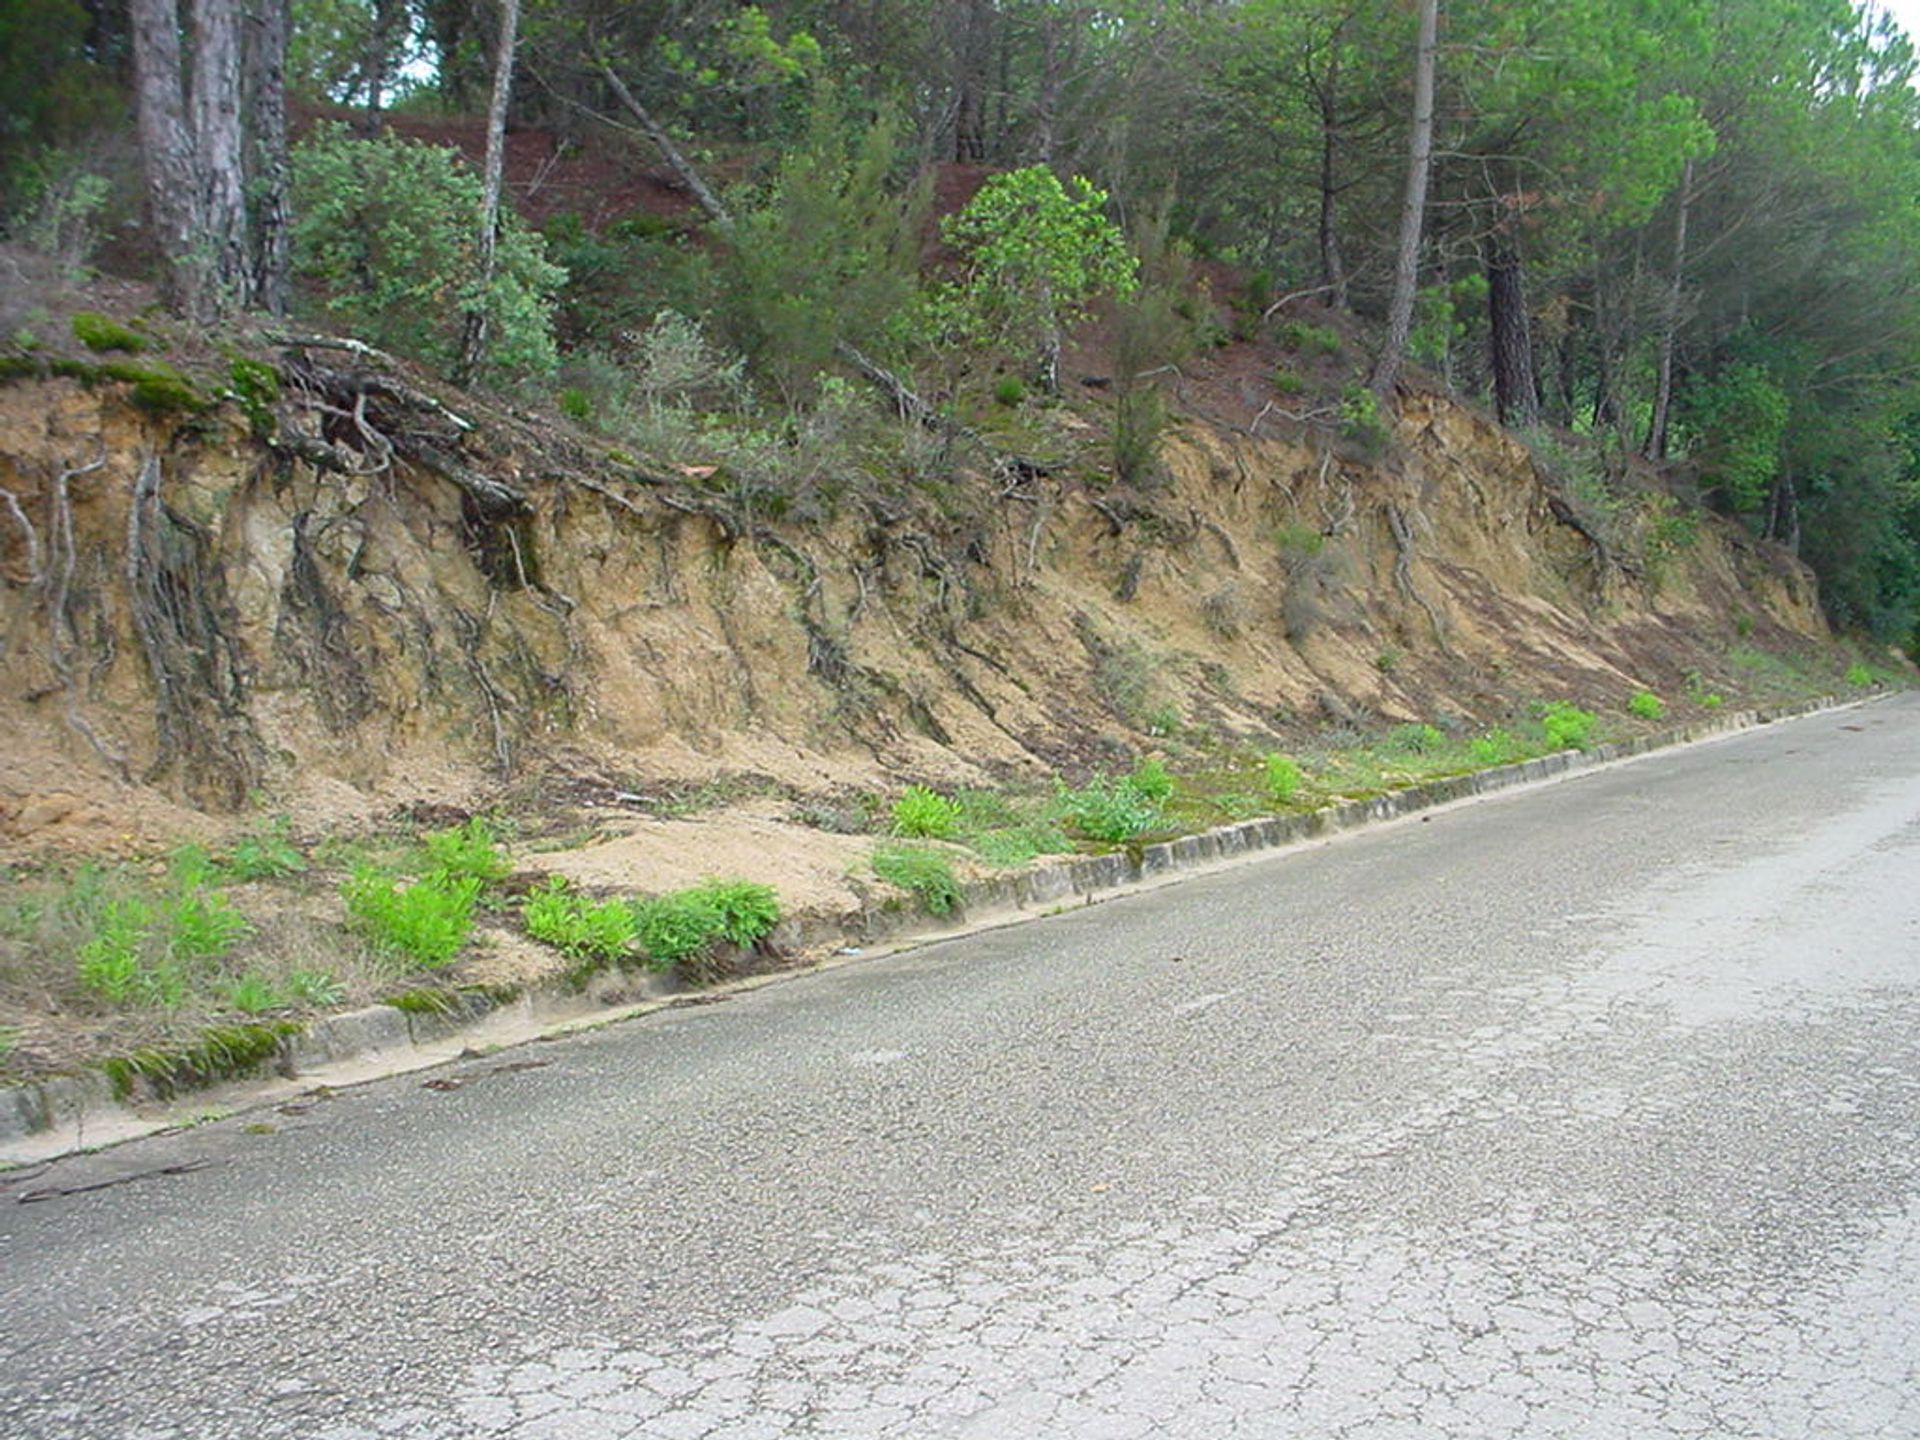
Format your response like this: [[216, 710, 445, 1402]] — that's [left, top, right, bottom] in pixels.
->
[[1339, 382, 1389, 455], [631, 890, 725, 967], [1127, 757, 1175, 803], [1628, 690, 1666, 720], [70, 856, 250, 1009], [225, 973, 284, 1014], [224, 830, 307, 881], [290, 122, 566, 382], [1540, 701, 1598, 750], [522, 878, 639, 963], [1277, 320, 1341, 355], [871, 844, 963, 915], [1845, 661, 1875, 687], [688, 879, 782, 946], [1468, 729, 1522, 766], [1263, 754, 1303, 804], [891, 785, 963, 839], [1385, 723, 1446, 755], [342, 866, 478, 970], [1059, 773, 1162, 843], [423, 818, 511, 886]]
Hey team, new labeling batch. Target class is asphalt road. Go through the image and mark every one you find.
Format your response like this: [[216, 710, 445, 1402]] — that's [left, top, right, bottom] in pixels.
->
[[4, 696, 1919, 1440]]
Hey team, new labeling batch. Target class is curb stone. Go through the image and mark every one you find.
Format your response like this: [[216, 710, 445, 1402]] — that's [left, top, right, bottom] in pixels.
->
[[0, 690, 1880, 1159]]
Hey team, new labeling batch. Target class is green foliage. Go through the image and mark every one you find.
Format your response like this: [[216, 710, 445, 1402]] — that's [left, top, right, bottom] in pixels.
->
[[687, 879, 782, 947], [631, 890, 725, 967], [931, 167, 1137, 381], [891, 785, 963, 839], [1059, 772, 1162, 844], [1628, 690, 1666, 720], [287, 969, 347, 1007], [422, 818, 511, 887], [1273, 369, 1306, 396], [1338, 382, 1388, 455], [70, 311, 145, 353], [1385, 723, 1446, 755], [1263, 753, 1303, 805], [342, 866, 478, 970], [870, 844, 963, 915], [1845, 661, 1875, 687], [993, 374, 1026, 407], [522, 877, 639, 963], [1539, 701, 1598, 750], [718, 85, 924, 400], [223, 828, 307, 881], [1468, 729, 1523, 766], [1277, 320, 1341, 356], [224, 973, 284, 1015], [1127, 757, 1175, 803], [66, 859, 250, 1010], [1681, 362, 1789, 513], [290, 123, 565, 381]]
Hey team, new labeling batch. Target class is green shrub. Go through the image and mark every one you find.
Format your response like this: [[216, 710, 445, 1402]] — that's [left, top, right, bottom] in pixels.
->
[[290, 122, 566, 381], [1059, 773, 1161, 843], [1273, 369, 1306, 396], [1386, 722, 1446, 755], [423, 818, 510, 887], [965, 821, 1073, 866], [871, 844, 963, 915], [687, 879, 782, 946], [993, 374, 1026, 406], [342, 866, 478, 969], [1127, 757, 1175, 803], [1339, 382, 1389, 455], [1277, 320, 1341, 355], [1263, 754, 1303, 804], [522, 877, 639, 962], [225, 974, 284, 1014], [1845, 662, 1875, 687], [224, 831, 307, 881], [1468, 729, 1521, 766], [891, 785, 963, 839], [1628, 690, 1666, 720], [1540, 701, 1598, 750], [631, 890, 725, 967], [227, 357, 279, 436], [287, 970, 347, 1007]]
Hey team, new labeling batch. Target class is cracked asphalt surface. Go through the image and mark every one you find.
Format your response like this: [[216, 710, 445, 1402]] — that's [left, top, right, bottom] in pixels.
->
[[3, 696, 1918, 1439]]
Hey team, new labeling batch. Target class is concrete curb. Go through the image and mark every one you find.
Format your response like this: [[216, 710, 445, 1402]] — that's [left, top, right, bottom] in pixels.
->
[[0, 691, 1879, 1160]]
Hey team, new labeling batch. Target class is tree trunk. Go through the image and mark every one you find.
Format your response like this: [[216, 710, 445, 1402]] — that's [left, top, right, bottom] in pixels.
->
[[1369, 0, 1437, 398], [361, 0, 404, 133], [1644, 157, 1693, 460], [189, 0, 248, 319], [1486, 236, 1540, 428], [1313, 47, 1348, 310], [456, 0, 521, 385], [951, 0, 991, 163], [129, 0, 201, 316], [245, 0, 291, 315]]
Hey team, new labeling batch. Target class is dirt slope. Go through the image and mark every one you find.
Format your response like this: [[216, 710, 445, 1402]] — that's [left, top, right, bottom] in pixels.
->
[[0, 322, 1828, 864]]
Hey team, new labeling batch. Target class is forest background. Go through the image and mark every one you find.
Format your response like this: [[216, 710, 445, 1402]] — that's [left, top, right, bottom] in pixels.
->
[[3, 0, 1920, 653]]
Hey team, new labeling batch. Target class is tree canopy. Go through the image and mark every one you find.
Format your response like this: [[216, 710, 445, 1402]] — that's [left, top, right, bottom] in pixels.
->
[[4, 0, 1919, 650]]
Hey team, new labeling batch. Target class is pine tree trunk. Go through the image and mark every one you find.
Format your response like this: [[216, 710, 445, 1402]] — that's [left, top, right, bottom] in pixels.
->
[[129, 0, 202, 316], [1645, 157, 1693, 460], [1486, 236, 1540, 428], [245, 0, 291, 315], [456, 0, 521, 384], [1369, 0, 1437, 398], [185, 0, 247, 320], [1314, 50, 1348, 309], [951, 0, 991, 163]]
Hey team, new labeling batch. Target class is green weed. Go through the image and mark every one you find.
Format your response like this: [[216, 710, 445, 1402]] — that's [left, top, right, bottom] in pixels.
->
[[522, 877, 639, 963], [1263, 754, 1303, 805], [891, 785, 963, 839], [1540, 701, 1598, 750], [422, 818, 511, 886], [1628, 690, 1665, 720], [871, 844, 963, 915], [687, 879, 782, 947], [1059, 773, 1162, 844], [631, 890, 725, 967], [342, 866, 479, 969]]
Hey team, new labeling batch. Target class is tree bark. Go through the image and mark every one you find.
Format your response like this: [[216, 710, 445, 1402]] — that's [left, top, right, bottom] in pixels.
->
[[1644, 157, 1693, 460], [245, 0, 291, 315], [1369, 0, 1437, 398], [1312, 44, 1349, 310], [361, 0, 405, 133], [951, 0, 992, 163], [456, 0, 521, 384], [1486, 235, 1540, 428], [599, 62, 735, 233], [129, 0, 201, 316]]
